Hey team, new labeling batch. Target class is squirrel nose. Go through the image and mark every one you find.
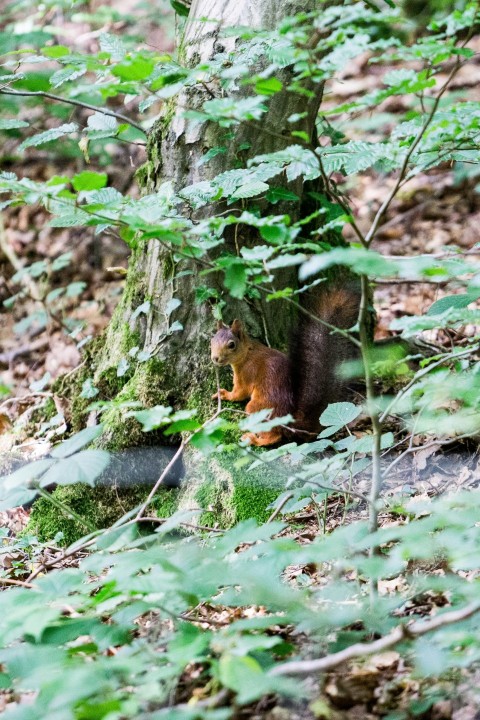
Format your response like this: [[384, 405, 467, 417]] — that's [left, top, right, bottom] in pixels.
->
[[212, 356, 219, 364]]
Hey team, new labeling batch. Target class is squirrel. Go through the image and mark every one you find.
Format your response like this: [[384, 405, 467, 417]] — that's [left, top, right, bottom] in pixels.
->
[[211, 283, 360, 446]]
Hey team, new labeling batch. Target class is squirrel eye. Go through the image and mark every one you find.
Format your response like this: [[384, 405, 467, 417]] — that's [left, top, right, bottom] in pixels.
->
[[227, 341, 236, 350]]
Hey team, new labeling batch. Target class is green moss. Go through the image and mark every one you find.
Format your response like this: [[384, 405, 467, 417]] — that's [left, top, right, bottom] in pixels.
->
[[178, 449, 288, 529], [25, 447, 289, 545], [163, 252, 175, 281], [155, 486, 181, 518], [26, 483, 181, 546]]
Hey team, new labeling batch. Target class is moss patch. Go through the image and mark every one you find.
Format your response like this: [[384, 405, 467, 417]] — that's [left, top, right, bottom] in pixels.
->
[[26, 483, 181, 546], [25, 447, 289, 544], [178, 448, 289, 528]]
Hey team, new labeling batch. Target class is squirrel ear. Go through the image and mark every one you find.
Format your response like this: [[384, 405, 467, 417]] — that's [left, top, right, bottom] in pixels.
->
[[231, 319, 244, 338], [216, 320, 226, 330]]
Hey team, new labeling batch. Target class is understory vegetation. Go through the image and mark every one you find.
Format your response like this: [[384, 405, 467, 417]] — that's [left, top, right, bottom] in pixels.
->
[[1, 0, 480, 717]]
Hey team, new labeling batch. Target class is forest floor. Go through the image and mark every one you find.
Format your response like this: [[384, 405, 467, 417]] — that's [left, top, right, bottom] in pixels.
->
[[1, 20, 480, 720]]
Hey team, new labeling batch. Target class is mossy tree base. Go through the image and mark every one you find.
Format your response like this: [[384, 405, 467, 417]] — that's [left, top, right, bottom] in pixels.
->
[[26, 448, 291, 545]]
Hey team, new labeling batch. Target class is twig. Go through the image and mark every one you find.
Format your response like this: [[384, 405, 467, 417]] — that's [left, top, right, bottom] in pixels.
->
[[306, 477, 371, 506], [0, 88, 146, 134], [169, 689, 229, 713], [358, 275, 382, 548], [267, 492, 294, 523], [134, 442, 186, 521], [270, 600, 480, 676], [135, 406, 223, 521], [363, 58, 463, 248], [0, 577, 37, 589], [27, 536, 97, 582]]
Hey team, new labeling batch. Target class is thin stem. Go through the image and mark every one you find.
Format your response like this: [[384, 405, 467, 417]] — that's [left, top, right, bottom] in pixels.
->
[[0, 88, 146, 134], [135, 407, 223, 521], [358, 276, 382, 586], [363, 59, 463, 248]]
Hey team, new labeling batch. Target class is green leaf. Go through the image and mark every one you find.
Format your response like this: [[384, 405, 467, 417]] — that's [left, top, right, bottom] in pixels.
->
[[259, 224, 290, 244], [231, 181, 269, 200], [320, 402, 361, 428], [50, 66, 86, 88], [131, 300, 151, 320], [0, 119, 29, 130], [427, 291, 480, 316], [300, 246, 396, 279], [72, 172, 108, 192], [223, 261, 247, 299], [50, 425, 104, 459], [19, 123, 78, 150], [266, 187, 299, 204], [240, 410, 293, 433], [168, 622, 211, 664], [81, 378, 99, 399], [87, 112, 118, 137], [170, 0, 190, 16], [255, 77, 283, 96], [41, 45, 70, 58], [132, 405, 173, 431], [99, 33, 126, 61], [41, 450, 110, 487], [112, 58, 155, 82], [218, 654, 265, 703]]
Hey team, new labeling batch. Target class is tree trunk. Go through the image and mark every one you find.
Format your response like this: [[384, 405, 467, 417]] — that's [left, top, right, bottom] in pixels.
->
[[95, 0, 324, 450]]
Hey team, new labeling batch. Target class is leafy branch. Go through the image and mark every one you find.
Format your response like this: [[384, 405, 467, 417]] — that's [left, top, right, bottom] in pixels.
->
[[0, 87, 146, 134]]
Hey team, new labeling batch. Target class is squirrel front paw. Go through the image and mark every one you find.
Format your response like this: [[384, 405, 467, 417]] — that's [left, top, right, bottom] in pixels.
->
[[212, 388, 231, 401]]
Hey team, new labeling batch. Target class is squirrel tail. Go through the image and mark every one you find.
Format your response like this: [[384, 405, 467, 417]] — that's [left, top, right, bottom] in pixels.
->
[[288, 282, 360, 438]]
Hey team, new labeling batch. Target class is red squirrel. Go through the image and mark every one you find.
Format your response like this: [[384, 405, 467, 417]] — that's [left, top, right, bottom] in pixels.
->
[[211, 284, 360, 446]]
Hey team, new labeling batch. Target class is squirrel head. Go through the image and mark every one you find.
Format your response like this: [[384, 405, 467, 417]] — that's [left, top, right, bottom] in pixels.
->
[[211, 319, 246, 367]]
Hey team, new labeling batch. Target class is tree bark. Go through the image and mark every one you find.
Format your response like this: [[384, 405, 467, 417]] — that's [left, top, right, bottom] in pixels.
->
[[96, 0, 324, 448]]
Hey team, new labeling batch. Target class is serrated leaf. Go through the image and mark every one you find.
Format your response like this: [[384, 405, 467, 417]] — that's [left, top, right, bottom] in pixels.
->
[[320, 402, 361, 428], [50, 66, 86, 88], [19, 123, 78, 150], [99, 33, 126, 61], [87, 112, 118, 138], [0, 119, 29, 130], [231, 181, 269, 200]]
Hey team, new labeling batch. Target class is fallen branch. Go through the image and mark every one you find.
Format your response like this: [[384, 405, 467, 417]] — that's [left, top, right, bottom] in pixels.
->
[[270, 600, 480, 676]]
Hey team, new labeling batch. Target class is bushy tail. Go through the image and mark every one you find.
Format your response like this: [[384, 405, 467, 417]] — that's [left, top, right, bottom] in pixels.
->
[[289, 282, 360, 437]]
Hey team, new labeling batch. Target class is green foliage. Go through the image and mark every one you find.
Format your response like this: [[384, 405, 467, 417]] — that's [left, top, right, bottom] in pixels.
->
[[2, 0, 480, 716]]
